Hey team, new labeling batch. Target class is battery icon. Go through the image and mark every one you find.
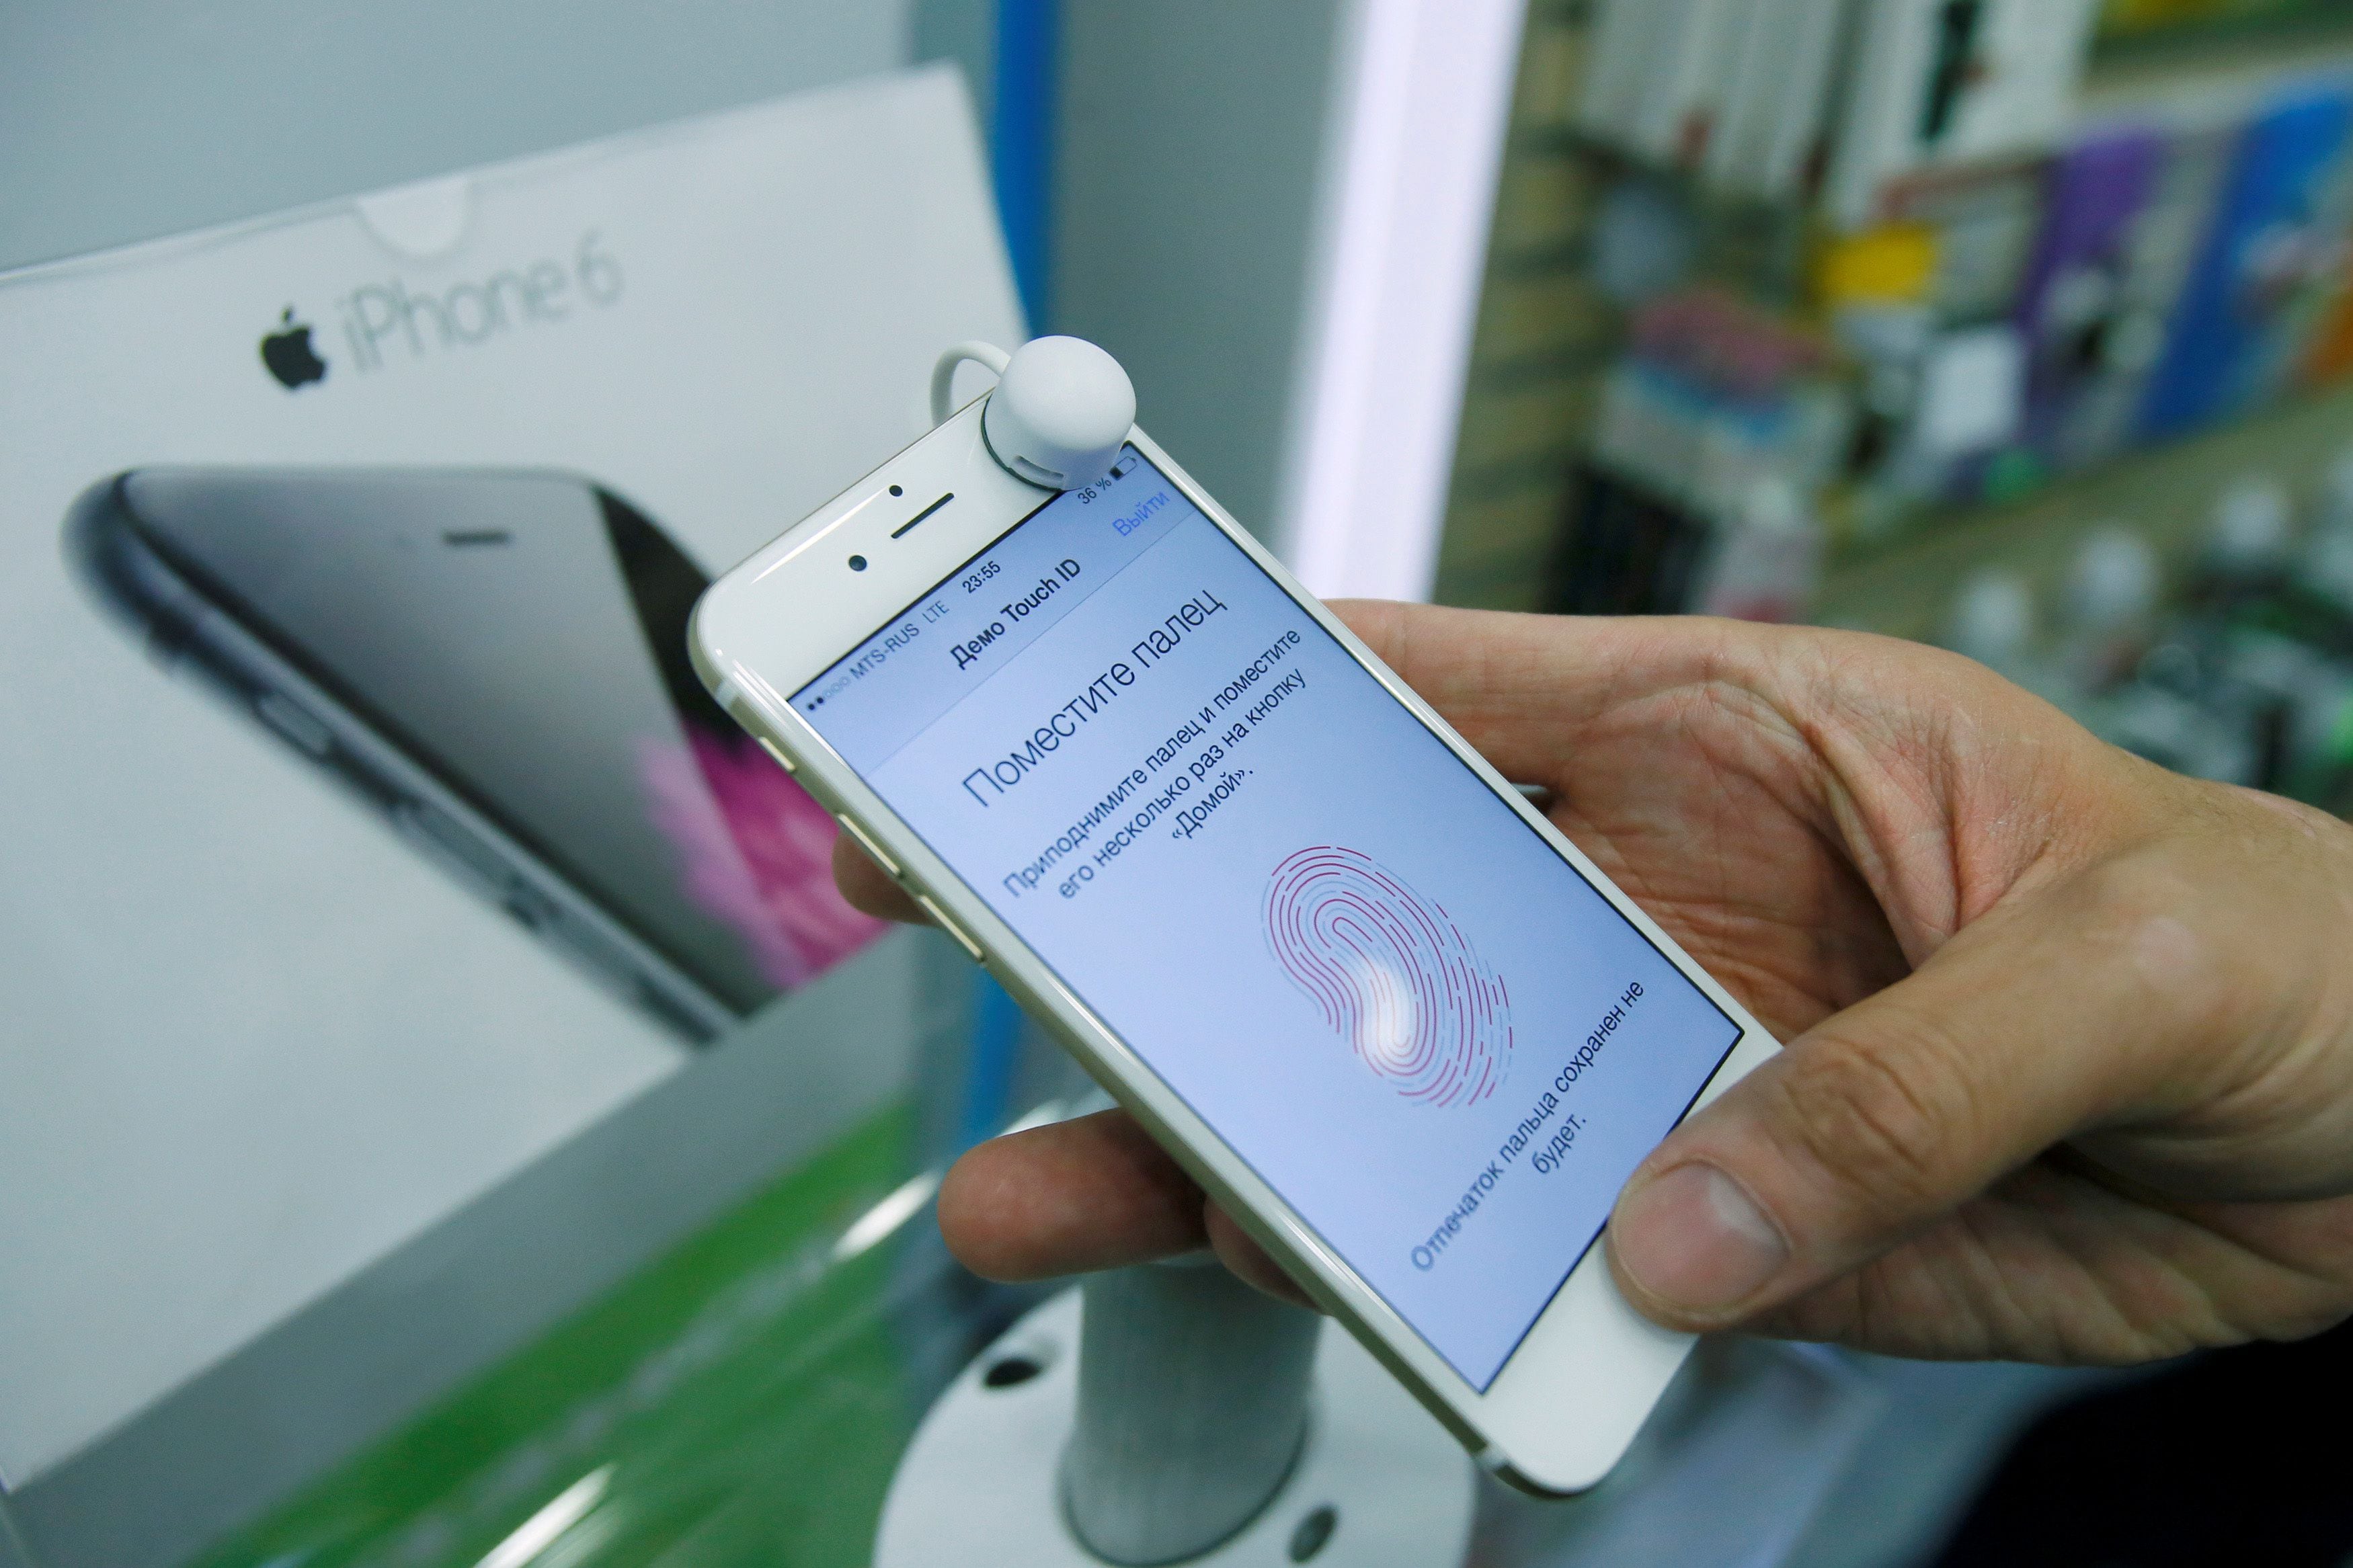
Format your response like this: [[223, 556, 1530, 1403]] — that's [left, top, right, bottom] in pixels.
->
[[1107, 456, 1137, 481]]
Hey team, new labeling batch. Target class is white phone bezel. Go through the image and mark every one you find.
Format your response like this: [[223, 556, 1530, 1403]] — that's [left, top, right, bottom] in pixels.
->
[[690, 400, 1781, 1494]]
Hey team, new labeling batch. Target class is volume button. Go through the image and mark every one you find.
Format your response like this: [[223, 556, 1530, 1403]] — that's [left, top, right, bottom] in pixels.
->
[[254, 692, 333, 757], [756, 736, 798, 774], [835, 814, 901, 878], [918, 894, 985, 962]]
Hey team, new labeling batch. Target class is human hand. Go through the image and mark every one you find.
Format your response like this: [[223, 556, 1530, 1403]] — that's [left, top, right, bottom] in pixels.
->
[[836, 602, 2353, 1364]]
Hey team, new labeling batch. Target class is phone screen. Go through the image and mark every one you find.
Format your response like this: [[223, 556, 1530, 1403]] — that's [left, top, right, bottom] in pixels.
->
[[797, 448, 1741, 1389]]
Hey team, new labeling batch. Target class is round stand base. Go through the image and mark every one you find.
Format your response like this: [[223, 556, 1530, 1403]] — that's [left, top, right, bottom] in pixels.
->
[[875, 1287, 1475, 1567]]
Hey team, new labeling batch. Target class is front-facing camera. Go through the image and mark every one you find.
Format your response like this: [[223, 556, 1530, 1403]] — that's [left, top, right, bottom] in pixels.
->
[[848, 554, 869, 572]]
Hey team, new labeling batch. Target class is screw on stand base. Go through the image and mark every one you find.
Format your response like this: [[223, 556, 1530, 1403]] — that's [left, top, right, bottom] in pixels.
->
[[873, 1270, 1474, 1567]]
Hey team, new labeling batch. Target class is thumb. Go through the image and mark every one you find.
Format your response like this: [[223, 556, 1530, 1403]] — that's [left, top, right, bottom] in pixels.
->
[[1604, 863, 2205, 1331]]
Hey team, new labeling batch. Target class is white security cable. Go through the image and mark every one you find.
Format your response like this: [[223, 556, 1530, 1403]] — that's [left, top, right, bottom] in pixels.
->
[[930, 341, 1012, 427]]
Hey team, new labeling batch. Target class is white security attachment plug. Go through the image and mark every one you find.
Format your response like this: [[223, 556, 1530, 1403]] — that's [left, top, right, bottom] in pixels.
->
[[981, 336, 1137, 490]]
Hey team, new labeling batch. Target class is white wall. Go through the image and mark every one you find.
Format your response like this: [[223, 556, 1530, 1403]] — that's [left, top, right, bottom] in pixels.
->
[[0, 1, 920, 270], [1053, 0, 1347, 538]]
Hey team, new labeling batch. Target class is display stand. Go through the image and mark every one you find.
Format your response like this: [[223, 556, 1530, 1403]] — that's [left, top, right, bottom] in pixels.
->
[[873, 1257, 1475, 1566]]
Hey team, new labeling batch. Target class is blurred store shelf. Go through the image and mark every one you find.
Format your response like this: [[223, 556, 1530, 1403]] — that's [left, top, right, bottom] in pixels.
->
[[1812, 380, 2353, 642], [1436, 0, 2353, 624]]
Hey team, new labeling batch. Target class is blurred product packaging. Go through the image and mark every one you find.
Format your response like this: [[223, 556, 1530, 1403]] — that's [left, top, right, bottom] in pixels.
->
[[0, 66, 1025, 1568], [1558, 0, 2353, 614]]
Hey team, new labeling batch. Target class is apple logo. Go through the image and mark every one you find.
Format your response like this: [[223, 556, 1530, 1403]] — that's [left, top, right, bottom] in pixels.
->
[[260, 306, 327, 390]]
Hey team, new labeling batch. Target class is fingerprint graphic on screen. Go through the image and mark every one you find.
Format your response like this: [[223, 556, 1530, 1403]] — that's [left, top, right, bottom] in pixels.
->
[[1263, 847, 1512, 1107]]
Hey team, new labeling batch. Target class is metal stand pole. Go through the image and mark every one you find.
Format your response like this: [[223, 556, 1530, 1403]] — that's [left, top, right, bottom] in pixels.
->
[[1062, 1260, 1319, 1564], [874, 1262, 1473, 1567]]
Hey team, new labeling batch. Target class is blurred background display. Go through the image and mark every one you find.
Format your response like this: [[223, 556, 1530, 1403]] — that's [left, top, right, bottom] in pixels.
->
[[1445, 0, 2353, 829], [7, 3, 2353, 1567]]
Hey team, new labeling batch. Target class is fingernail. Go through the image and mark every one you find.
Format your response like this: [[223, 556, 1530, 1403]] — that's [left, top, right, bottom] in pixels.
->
[[1611, 1163, 1788, 1315]]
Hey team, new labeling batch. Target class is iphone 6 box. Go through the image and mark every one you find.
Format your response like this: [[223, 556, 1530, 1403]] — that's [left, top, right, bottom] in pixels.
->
[[0, 63, 1019, 1528]]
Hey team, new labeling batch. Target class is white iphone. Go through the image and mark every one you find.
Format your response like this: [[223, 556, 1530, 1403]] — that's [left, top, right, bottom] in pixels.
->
[[689, 353, 1780, 1494]]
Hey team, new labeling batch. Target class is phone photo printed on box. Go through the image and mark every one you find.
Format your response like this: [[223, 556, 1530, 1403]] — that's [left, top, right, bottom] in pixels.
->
[[0, 66, 1023, 1498], [67, 466, 863, 1039], [705, 421, 1778, 1474]]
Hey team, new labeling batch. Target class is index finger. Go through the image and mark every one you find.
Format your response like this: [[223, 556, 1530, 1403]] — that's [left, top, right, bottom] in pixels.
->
[[832, 827, 925, 923]]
